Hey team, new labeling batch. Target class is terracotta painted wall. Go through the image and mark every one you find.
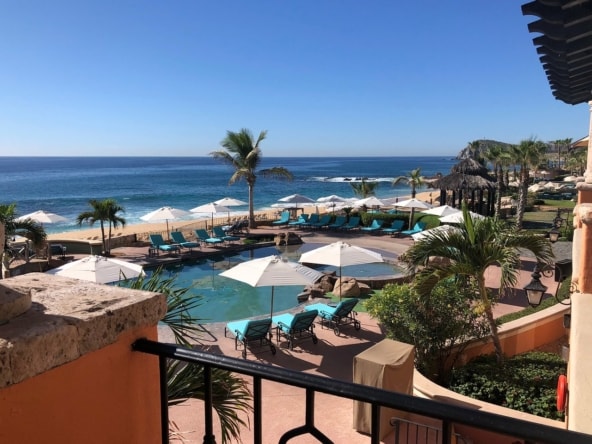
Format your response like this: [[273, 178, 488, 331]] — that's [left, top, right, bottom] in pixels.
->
[[0, 327, 161, 444]]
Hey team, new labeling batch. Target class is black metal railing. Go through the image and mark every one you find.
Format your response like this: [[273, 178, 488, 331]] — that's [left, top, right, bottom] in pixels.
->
[[133, 339, 592, 444]]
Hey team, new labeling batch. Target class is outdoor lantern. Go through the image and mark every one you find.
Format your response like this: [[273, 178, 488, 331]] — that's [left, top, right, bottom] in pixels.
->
[[523, 266, 548, 308], [549, 228, 561, 243]]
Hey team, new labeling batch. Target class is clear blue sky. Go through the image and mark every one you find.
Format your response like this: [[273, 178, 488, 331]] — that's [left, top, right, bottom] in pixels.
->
[[1, 1, 588, 157]]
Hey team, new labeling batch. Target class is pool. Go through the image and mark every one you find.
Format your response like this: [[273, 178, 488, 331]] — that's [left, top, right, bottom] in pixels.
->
[[147, 244, 403, 323]]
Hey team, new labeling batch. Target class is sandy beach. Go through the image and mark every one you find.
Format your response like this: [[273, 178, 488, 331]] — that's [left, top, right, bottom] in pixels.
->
[[47, 191, 436, 242]]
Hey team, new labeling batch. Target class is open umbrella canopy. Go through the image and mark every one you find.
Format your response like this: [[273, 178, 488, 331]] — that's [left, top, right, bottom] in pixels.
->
[[16, 210, 68, 224], [219, 255, 323, 318], [411, 224, 459, 241], [46, 255, 144, 284], [353, 196, 386, 208], [214, 197, 248, 207], [190, 202, 232, 227], [393, 198, 433, 210], [317, 194, 348, 204], [421, 205, 461, 217], [299, 241, 383, 299], [140, 206, 190, 239], [440, 211, 485, 224], [278, 193, 316, 205]]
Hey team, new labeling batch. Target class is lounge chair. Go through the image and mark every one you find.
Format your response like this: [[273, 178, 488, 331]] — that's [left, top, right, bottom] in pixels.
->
[[170, 231, 200, 251], [400, 221, 427, 237], [226, 218, 249, 235], [304, 298, 361, 336], [301, 213, 320, 229], [288, 213, 309, 228], [149, 234, 180, 255], [272, 310, 319, 350], [360, 219, 383, 234], [381, 219, 405, 237], [224, 318, 276, 358], [194, 229, 224, 246], [272, 210, 291, 226], [327, 215, 347, 230], [308, 214, 332, 230], [212, 225, 240, 243], [340, 216, 361, 231]]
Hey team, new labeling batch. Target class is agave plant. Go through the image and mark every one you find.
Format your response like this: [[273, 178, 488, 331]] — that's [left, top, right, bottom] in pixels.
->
[[125, 269, 252, 443]]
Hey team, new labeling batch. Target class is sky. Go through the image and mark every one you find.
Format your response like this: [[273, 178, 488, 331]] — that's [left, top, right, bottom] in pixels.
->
[[0, 1, 589, 157]]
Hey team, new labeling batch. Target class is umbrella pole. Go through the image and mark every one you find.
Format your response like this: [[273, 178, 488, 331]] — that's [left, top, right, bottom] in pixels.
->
[[166, 220, 170, 241], [339, 266, 342, 301]]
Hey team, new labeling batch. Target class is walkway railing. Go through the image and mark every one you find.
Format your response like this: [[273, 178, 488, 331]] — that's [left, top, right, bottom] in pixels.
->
[[133, 339, 592, 444]]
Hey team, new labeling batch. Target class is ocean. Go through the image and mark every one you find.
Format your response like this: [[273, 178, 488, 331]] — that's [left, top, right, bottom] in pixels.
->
[[0, 156, 457, 234]]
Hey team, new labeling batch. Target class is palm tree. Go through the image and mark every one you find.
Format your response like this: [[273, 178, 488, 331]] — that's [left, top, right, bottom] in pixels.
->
[[0, 203, 47, 278], [402, 205, 554, 364], [393, 167, 425, 225], [350, 179, 378, 198], [483, 144, 512, 218], [127, 270, 251, 443], [77, 199, 126, 255], [210, 129, 293, 229], [511, 138, 547, 229]]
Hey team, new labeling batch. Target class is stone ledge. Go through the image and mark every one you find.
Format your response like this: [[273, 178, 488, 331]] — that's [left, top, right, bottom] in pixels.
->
[[0, 273, 167, 388]]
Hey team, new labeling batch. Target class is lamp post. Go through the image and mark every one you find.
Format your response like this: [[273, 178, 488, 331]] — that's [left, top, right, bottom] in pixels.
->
[[549, 228, 561, 243], [523, 266, 548, 308]]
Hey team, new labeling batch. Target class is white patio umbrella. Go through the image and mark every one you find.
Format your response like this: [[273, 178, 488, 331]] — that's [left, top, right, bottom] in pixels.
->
[[46, 255, 144, 284], [219, 255, 323, 319], [140, 206, 190, 240], [421, 205, 461, 217], [411, 224, 459, 241], [394, 198, 433, 227], [190, 202, 232, 229], [353, 196, 386, 208], [440, 211, 485, 224], [214, 197, 248, 207], [278, 193, 316, 205], [16, 210, 68, 224], [299, 241, 384, 300]]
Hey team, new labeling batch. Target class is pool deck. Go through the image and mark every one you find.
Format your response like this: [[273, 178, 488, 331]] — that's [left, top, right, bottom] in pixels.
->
[[106, 227, 565, 443]]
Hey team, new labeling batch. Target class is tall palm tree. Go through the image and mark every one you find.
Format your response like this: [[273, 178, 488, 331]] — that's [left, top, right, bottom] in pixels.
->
[[210, 129, 293, 229], [511, 138, 547, 229], [483, 144, 512, 218], [350, 179, 378, 198], [77, 199, 126, 255], [0, 203, 47, 278], [393, 167, 425, 225], [402, 205, 554, 365]]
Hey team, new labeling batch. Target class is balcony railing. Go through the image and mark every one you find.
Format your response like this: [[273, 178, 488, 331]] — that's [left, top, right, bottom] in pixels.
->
[[133, 339, 592, 444]]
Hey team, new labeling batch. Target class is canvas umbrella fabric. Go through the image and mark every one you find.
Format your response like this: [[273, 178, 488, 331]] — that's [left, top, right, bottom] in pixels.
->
[[190, 202, 232, 229], [353, 196, 386, 208], [219, 255, 324, 319], [140, 206, 190, 240], [46, 255, 144, 284], [393, 198, 433, 226], [317, 194, 348, 213], [299, 241, 384, 300], [440, 211, 485, 224], [214, 197, 248, 207], [411, 224, 459, 241], [16, 210, 68, 224], [420, 205, 461, 218]]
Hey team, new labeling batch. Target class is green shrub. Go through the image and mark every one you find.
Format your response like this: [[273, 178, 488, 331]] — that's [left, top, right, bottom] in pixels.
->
[[448, 352, 566, 420], [366, 280, 489, 384]]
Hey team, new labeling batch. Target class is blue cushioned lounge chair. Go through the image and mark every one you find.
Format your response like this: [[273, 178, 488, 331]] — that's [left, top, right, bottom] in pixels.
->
[[224, 318, 276, 358], [381, 219, 405, 237], [272, 211, 291, 226], [170, 231, 200, 251], [360, 219, 383, 234], [194, 229, 224, 246], [149, 234, 180, 255], [212, 225, 240, 243], [400, 221, 427, 237], [272, 310, 319, 350], [309, 214, 332, 230], [327, 215, 346, 230], [301, 213, 320, 229], [340, 216, 361, 231], [288, 214, 309, 228], [304, 298, 361, 336]]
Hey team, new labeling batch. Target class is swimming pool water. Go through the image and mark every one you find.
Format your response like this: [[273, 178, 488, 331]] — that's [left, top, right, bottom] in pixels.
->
[[147, 244, 402, 323]]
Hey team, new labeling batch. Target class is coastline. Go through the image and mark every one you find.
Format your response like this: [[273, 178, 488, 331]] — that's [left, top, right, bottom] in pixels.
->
[[47, 191, 436, 242]]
